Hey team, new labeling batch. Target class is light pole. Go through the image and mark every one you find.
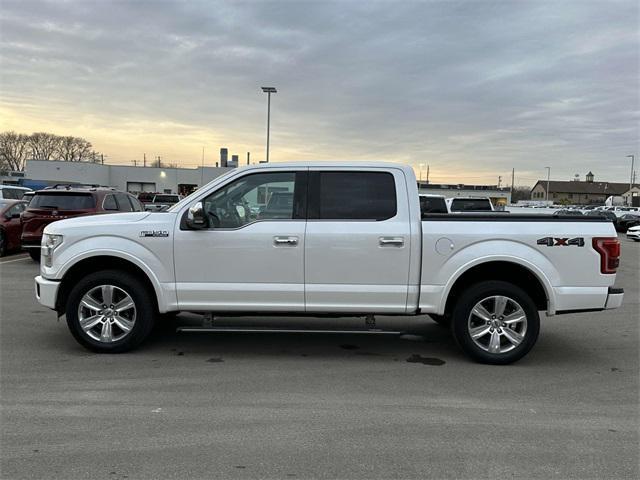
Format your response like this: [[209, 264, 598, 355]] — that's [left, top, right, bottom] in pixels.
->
[[545, 166, 551, 201], [261, 87, 277, 163]]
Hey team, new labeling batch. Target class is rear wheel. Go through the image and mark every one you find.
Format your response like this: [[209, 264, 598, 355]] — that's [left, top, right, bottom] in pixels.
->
[[65, 270, 156, 353], [28, 249, 41, 262], [451, 281, 540, 365]]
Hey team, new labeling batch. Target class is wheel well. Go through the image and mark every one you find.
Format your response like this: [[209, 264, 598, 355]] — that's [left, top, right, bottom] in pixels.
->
[[56, 256, 158, 314], [444, 261, 548, 317]]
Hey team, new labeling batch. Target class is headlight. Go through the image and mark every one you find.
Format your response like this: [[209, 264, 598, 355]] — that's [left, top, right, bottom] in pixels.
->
[[41, 233, 63, 267]]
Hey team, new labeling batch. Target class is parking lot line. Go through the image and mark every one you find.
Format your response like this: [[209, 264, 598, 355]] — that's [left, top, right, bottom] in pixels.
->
[[0, 254, 30, 264]]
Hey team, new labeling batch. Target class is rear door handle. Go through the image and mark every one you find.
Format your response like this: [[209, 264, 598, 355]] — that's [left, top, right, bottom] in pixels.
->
[[379, 236, 404, 247], [274, 236, 298, 246]]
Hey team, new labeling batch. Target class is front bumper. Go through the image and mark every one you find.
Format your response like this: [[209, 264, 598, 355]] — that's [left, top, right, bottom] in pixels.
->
[[626, 230, 640, 240], [604, 287, 624, 310], [35, 275, 60, 310]]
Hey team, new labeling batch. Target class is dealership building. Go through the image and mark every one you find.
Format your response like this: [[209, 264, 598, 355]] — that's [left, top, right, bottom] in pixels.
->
[[24, 160, 234, 195]]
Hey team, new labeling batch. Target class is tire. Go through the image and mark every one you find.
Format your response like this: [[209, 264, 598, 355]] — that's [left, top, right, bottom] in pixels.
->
[[0, 230, 6, 257], [450, 280, 540, 365], [65, 270, 156, 353], [29, 249, 41, 262], [429, 314, 451, 327]]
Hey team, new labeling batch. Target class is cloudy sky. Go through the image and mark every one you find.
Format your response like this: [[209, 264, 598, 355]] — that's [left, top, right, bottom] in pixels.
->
[[1, 0, 638, 185]]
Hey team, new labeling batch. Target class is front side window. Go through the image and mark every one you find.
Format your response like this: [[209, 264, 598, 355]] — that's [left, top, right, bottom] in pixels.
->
[[115, 193, 133, 212], [201, 172, 297, 228], [313, 171, 397, 220]]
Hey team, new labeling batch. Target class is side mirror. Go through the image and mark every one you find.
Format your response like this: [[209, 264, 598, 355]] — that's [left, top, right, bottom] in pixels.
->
[[186, 201, 208, 229]]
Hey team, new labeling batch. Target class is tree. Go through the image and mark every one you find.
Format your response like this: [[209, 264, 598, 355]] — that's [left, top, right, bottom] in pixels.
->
[[0, 131, 30, 171], [511, 186, 532, 203], [57, 136, 94, 162], [28, 132, 62, 161]]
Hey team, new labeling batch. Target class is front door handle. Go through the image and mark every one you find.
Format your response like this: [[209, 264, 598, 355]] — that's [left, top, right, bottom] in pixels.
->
[[379, 236, 404, 247], [274, 236, 298, 246]]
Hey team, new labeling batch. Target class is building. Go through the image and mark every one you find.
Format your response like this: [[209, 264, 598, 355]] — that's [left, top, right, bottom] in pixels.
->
[[24, 160, 234, 195], [530, 171, 638, 205], [417, 182, 511, 206]]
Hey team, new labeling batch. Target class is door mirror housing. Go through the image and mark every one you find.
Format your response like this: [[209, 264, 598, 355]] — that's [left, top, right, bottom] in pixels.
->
[[186, 202, 208, 229]]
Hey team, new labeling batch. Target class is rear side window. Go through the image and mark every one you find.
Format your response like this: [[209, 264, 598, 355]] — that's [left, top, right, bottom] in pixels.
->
[[102, 194, 118, 211], [450, 199, 492, 212], [311, 171, 397, 220], [115, 193, 133, 212], [1, 188, 23, 199], [154, 195, 179, 203], [30, 193, 96, 210]]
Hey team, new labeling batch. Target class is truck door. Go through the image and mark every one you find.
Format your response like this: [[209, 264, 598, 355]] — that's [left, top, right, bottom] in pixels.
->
[[304, 168, 411, 313], [173, 169, 307, 311]]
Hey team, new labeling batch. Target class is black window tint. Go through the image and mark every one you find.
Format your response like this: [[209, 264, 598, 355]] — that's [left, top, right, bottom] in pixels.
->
[[30, 193, 96, 210], [316, 172, 396, 220], [103, 195, 117, 210], [115, 193, 133, 212], [450, 199, 493, 212], [3, 188, 22, 199], [420, 196, 448, 215]]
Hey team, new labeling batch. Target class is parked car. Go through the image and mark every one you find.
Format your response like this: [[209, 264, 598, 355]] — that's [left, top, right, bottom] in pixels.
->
[[0, 185, 32, 200], [0, 199, 28, 256], [136, 192, 156, 205], [586, 210, 617, 223], [446, 196, 494, 212], [626, 225, 640, 242], [34, 162, 623, 365], [419, 194, 448, 215], [22, 187, 143, 261], [616, 214, 640, 232], [144, 193, 181, 212]]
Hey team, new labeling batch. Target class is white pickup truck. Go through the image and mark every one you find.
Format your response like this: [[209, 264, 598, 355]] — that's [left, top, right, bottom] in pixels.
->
[[34, 162, 624, 364]]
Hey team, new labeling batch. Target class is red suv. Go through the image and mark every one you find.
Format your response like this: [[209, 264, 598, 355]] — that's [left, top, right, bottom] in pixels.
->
[[21, 186, 144, 261], [0, 199, 28, 256]]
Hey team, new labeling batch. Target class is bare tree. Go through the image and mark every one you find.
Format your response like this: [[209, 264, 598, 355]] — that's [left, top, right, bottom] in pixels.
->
[[511, 186, 533, 203], [0, 131, 30, 171], [57, 136, 95, 162], [28, 132, 61, 161]]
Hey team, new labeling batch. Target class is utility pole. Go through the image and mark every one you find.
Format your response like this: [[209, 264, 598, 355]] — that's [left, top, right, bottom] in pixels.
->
[[143, 153, 146, 167], [247, 152, 250, 165], [419, 163, 425, 183], [511, 168, 515, 192], [132, 159, 137, 167], [545, 167, 551, 201], [498, 175, 502, 188], [627, 155, 635, 191], [101, 154, 104, 165], [261, 87, 277, 162], [202, 147, 205, 167], [426, 165, 430, 184]]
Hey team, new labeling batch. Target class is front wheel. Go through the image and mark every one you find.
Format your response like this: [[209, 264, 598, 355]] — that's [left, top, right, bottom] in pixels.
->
[[451, 281, 540, 365], [65, 270, 156, 353]]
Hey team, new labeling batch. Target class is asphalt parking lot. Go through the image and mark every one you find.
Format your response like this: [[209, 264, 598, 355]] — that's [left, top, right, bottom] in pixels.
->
[[1, 241, 638, 480]]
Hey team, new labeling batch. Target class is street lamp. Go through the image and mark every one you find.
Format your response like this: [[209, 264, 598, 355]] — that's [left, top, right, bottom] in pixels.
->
[[627, 154, 635, 188], [261, 87, 277, 163], [545, 166, 551, 201]]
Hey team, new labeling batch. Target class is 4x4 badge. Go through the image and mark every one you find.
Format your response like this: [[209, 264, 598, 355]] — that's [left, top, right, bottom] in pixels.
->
[[140, 230, 169, 238], [537, 237, 584, 247]]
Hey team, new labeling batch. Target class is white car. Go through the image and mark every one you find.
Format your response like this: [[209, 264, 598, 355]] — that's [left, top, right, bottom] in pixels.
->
[[34, 162, 624, 364], [446, 196, 494, 212], [0, 185, 31, 200], [627, 225, 640, 241]]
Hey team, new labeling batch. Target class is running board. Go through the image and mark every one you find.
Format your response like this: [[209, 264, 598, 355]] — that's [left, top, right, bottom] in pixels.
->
[[176, 327, 402, 335]]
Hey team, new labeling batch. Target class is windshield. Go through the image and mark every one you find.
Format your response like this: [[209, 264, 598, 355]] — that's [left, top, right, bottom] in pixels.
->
[[29, 193, 95, 210], [167, 169, 238, 213]]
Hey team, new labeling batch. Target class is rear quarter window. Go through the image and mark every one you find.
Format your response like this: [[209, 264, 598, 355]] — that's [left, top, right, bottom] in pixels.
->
[[450, 199, 493, 212], [30, 193, 96, 210]]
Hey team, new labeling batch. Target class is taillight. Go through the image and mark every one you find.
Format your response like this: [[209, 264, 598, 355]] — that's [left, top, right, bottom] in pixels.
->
[[592, 237, 620, 274]]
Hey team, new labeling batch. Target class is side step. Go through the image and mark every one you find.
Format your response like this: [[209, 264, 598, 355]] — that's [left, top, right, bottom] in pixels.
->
[[176, 327, 403, 335]]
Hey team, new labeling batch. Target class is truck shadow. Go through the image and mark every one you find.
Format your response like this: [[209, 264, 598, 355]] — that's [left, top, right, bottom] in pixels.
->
[[147, 314, 458, 361]]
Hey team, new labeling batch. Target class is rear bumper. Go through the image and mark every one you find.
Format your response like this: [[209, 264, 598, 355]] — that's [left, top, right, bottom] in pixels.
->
[[604, 287, 624, 310], [35, 275, 60, 310]]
